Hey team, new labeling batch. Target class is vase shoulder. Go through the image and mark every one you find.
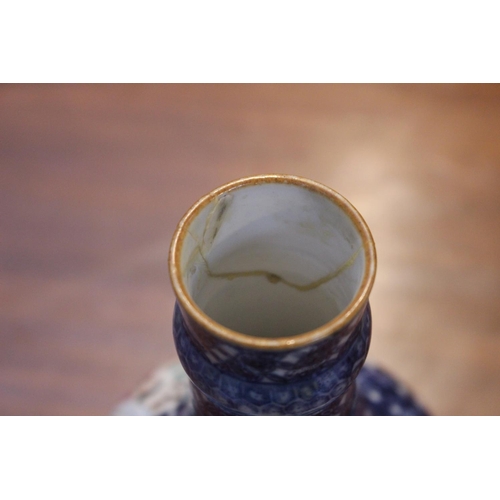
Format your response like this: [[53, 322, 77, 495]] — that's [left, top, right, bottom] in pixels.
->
[[113, 362, 428, 416]]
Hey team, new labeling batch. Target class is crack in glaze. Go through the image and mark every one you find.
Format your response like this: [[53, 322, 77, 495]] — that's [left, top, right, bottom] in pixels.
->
[[205, 248, 361, 292], [186, 194, 361, 293], [201, 193, 232, 253]]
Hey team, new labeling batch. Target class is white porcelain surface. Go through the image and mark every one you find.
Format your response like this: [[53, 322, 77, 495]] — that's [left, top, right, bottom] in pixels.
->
[[180, 182, 365, 337]]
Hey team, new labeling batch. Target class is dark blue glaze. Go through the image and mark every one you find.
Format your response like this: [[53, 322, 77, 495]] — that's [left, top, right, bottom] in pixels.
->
[[173, 296, 429, 416], [175, 302, 367, 415], [352, 365, 428, 416]]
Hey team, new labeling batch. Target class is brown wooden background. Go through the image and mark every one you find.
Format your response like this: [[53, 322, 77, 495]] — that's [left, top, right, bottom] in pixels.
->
[[1, 84, 499, 415]]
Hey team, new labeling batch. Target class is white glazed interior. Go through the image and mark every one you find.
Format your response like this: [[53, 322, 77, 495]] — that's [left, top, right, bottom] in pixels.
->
[[179, 182, 365, 338]]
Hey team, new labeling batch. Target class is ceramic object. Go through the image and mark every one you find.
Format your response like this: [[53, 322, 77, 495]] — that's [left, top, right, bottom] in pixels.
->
[[112, 361, 423, 416], [168, 175, 428, 416]]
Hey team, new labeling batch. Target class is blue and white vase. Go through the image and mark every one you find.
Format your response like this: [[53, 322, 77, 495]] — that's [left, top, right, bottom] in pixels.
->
[[169, 175, 428, 416]]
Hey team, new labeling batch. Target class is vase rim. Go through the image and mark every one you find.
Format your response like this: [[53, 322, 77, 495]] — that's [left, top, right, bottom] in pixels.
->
[[169, 174, 377, 350]]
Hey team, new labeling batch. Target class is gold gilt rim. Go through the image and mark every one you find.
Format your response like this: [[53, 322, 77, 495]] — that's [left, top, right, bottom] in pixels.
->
[[168, 174, 377, 350]]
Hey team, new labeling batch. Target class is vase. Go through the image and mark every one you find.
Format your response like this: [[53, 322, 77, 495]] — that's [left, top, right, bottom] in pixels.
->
[[168, 174, 428, 416]]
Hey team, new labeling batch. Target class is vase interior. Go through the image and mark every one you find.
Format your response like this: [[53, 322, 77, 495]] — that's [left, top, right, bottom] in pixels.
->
[[179, 181, 366, 338]]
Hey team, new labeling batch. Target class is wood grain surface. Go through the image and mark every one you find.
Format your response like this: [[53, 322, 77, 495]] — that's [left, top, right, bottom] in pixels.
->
[[1, 84, 499, 415]]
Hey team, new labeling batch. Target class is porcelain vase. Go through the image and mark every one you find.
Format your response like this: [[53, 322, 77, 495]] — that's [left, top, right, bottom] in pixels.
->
[[168, 175, 428, 416]]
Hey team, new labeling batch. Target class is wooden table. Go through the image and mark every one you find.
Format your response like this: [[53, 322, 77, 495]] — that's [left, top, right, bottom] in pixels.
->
[[1, 84, 499, 415]]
